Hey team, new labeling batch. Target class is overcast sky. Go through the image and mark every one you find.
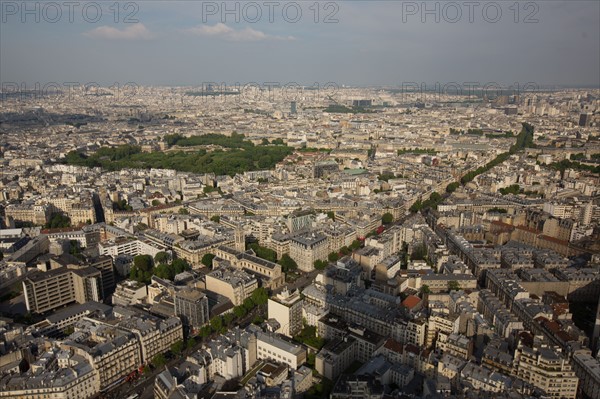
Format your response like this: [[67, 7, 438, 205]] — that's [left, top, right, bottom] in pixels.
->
[[1, 1, 599, 87]]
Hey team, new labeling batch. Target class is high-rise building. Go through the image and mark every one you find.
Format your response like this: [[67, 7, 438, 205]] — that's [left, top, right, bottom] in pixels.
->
[[174, 289, 210, 331], [579, 113, 592, 127], [268, 289, 303, 337], [23, 255, 110, 314], [290, 101, 297, 114]]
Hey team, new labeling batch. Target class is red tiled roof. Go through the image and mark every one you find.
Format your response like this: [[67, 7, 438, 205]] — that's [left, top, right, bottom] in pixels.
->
[[402, 295, 422, 309], [383, 339, 404, 354]]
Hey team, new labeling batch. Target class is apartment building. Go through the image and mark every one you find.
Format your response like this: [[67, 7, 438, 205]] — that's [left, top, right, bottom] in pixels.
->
[[99, 237, 164, 259], [116, 311, 183, 364], [572, 350, 600, 399], [316, 336, 356, 380], [5, 203, 51, 226], [214, 245, 284, 289], [256, 331, 307, 370], [205, 265, 258, 306], [112, 280, 148, 307], [514, 344, 578, 399], [23, 265, 105, 314], [289, 232, 328, 272], [267, 289, 303, 337], [62, 318, 143, 389], [0, 352, 99, 399]]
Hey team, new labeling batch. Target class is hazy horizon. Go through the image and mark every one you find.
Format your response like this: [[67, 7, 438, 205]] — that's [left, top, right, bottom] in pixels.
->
[[2, 1, 599, 87]]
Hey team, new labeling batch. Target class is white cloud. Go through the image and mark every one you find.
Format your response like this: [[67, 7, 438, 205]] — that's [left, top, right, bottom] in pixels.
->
[[187, 23, 295, 42], [84, 24, 154, 40]]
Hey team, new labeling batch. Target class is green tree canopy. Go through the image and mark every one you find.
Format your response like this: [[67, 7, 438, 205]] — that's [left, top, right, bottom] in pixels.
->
[[134, 255, 153, 273], [201, 253, 216, 268], [154, 251, 170, 265], [328, 252, 340, 263], [382, 212, 394, 225], [152, 353, 167, 368], [314, 260, 328, 270], [278, 254, 298, 273]]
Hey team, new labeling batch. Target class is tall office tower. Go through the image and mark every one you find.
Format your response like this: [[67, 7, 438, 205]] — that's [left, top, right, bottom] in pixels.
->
[[290, 101, 297, 114], [175, 289, 210, 331], [579, 113, 592, 127]]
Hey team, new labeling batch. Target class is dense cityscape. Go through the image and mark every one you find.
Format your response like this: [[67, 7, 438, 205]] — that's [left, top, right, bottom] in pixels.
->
[[1, 1, 600, 399]]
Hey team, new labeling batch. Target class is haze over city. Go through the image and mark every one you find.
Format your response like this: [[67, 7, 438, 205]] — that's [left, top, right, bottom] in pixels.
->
[[1, 1, 599, 86], [0, 2, 599, 399]]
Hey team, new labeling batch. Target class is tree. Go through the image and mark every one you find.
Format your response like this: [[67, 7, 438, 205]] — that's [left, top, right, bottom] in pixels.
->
[[186, 337, 196, 350], [45, 213, 71, 229], [201, 253, 216, 268], [409, 200, 422, 213], [326, 211, 335, 220], [152, 354, 167, 368], [248, 243, 277, 263], [0, 251, 3, 261], [243, 298, 255, 312], [349, 240, 362, 251], [411, 243, 427, 261], [328, 252, 339, 263], [446, 182, 459, 193], [199, 325, 212, 339], [382, 212, 394, 225], [234, 306, 247, 318], [223, 312, 235, 326], [499, 184, 520, 195], [112, 199, 133, 211], [130, 254, 154, 283], [210, 316, 223, 333], [154, 251, 170, 265], [258, 155, 273, 168], [420, 285, 431, 294], [171, 340, 184, 355], [448, 281, 461, 291], [314, 260, 328, 270], [151, 199, 160, 206], [210, 215, 220, 223], [134, 255, 153, 272], [172, 258, 191, 274], [251, 287, 269, 306], [178, 208, 190, 215], [278, 254, 298, 273], [154, 263, 174, 280]]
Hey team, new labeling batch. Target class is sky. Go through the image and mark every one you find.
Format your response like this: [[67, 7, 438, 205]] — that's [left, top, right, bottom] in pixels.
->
[[1, 1, 599, 88]]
